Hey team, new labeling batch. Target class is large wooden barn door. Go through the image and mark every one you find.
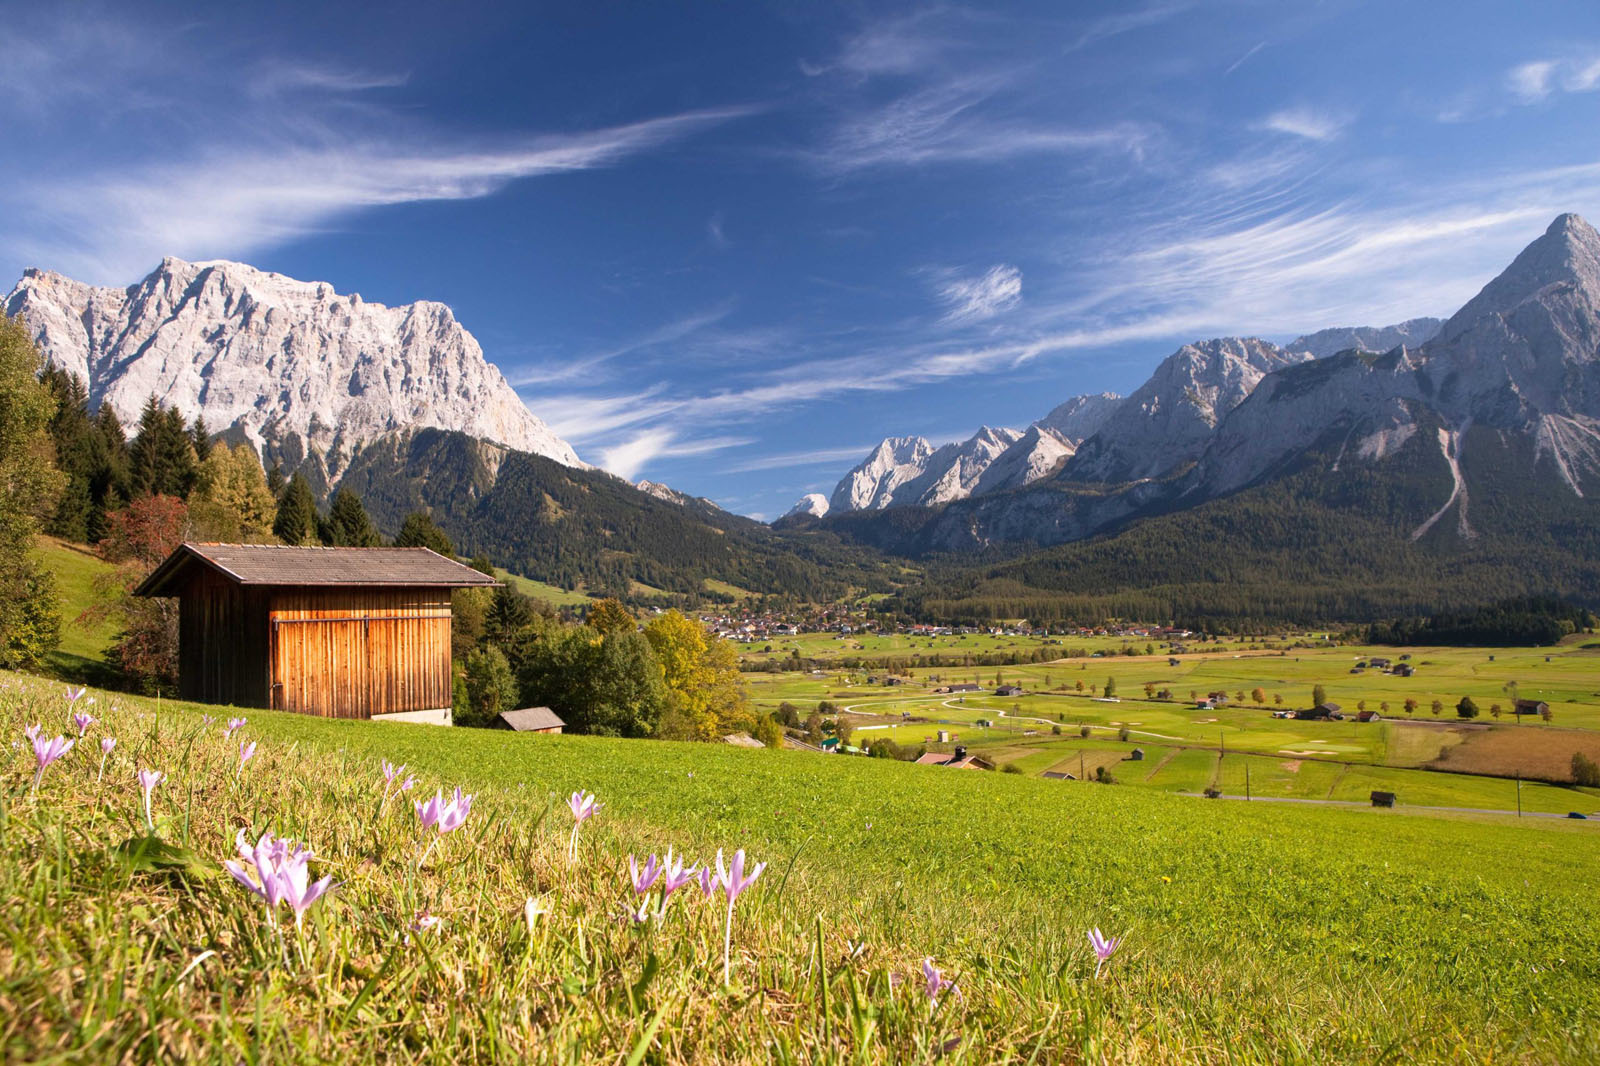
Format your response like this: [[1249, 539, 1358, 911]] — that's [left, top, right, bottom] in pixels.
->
[[269, 598, 453, 718], [271, 618, 370, 718]]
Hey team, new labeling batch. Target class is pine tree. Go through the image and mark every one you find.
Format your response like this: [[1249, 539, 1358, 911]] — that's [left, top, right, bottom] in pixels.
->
[[266, 462, 286, 499], [128, 395, 164, 496], [273, 473, 318, 545], [191, 414, 213, 463], [321, 488, 380, 547], [394, 511, 454, 555], [161, 407, 198, 498]]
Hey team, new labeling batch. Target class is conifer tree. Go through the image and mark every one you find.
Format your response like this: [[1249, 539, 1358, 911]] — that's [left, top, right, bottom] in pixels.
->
[[321, 487, 380, 546], [272, 473, 318, 545], [190, 414, 213, 463], [394, 511, 454, 555]]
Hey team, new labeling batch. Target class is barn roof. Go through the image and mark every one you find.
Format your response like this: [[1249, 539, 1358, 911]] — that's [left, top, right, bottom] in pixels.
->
[[498, 707, 566, 732], [134, 543, 501, 597]]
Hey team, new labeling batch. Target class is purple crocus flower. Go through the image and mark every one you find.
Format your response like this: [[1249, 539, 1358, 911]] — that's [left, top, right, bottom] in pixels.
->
[[415, 786, 473, 840], [697, 865, 717, 901], [200, 715, 216, 730], [30, 733, 74, 792], [137, 769, 164, 831], [224, 717, 247, 739], [382, 760, 405, 785], [656, 849, 698, 902], [921, 958, 959, 1005], [1088, 928, 1123, 978], [713, 848, 767, 985], [566, 789, 600, 863], [629, 852, 663, 894], [64, 686, 87, 705], [72, 711, 96, 736], [225, 829, 335, 929], [238, 740, 258, 771], [24, 721, 41, 741]]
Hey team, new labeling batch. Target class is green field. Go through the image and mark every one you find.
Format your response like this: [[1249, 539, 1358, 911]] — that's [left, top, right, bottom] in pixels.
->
[[2, 669, 1597, 1063], [494, 567, 595, 609], [746, 642, 1600, 813]]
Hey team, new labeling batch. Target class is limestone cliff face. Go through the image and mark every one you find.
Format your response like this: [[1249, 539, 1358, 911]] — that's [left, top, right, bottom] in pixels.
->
[[4, 257, 581, 477]]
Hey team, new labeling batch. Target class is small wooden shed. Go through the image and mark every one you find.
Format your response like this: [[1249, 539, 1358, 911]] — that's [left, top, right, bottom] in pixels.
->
[[495, 707, 566, 734], [135, 543, 498, 724]]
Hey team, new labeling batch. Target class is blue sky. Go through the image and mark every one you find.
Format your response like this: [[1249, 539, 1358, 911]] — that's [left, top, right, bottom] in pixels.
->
[[5, 1, 1600, 518]]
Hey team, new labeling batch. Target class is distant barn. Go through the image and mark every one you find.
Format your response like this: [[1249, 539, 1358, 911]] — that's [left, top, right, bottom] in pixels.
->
[[135, 543, 498, 724]]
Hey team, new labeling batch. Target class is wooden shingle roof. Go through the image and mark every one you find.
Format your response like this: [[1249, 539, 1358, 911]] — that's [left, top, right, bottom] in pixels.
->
[[498, 707, 566, 732], [135, 543, 500, 597]]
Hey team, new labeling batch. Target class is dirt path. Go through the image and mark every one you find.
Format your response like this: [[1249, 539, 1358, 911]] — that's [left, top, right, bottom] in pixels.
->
[[1142, 748, 1180, 782], [1325, 763, 1351, 799]]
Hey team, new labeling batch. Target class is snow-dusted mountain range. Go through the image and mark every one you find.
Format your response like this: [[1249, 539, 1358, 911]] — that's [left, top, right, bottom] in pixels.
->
[[3, 257, 581, 478], [790, 215, 1600, 547]]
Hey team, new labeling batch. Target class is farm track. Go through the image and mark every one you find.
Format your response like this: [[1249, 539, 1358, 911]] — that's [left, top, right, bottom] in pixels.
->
[[1183, 792, 1598, 821], [1325, 763, 1351, 799], [1142, 748, 1180, 782]]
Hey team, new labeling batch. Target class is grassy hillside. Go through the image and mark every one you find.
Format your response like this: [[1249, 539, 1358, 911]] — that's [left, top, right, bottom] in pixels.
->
[[33, 535, 119, 681], [4, 670, 1597, 1063]]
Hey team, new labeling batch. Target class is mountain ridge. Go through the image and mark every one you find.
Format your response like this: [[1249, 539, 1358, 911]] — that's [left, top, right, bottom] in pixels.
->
[[4, 257, 582, 479]]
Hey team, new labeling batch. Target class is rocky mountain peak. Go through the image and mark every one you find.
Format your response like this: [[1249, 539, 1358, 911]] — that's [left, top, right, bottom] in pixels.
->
[[784, 493, 831, 519], [1440, 212, 1600, 342], [4, 257, 582, 477], [1064, 337, 1309, 483]]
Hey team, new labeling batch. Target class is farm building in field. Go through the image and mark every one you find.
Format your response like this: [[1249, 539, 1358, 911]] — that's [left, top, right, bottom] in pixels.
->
[[914, 748, 995, 770], [135, 543, 498, 725], [995, 684, 1023, 696], [1514, 699, 1550, 717], [495, 707, 566, 734]]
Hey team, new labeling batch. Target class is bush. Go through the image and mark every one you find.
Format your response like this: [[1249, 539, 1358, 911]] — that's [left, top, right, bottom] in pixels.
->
[[1456, 696, 1480, 720], [1118, 727, 1131, 742], [1574, 752, 1600, 789]]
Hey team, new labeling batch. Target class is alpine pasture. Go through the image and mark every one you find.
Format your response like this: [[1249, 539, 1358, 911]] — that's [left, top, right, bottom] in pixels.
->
[[4, 671, 1598, 1064]]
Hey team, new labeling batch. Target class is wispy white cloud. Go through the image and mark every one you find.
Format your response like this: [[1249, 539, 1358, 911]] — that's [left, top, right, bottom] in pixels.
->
[[248, 63, 411, 98], [814, 76, 1153, 172], [514, 304, 736, 387], [9, 107, 754, 284], [1506, 53, 1600, 102], [1256, 106, 1350, 142], [726, 444, 884, 474], [804, 12, 951, 78], [1223, 41, 1267, 76], [598, 430, 751, 481], [937, 264, 1023, 323], [1507, 60, 1560, 102], [1065, 2, 1193, 53]]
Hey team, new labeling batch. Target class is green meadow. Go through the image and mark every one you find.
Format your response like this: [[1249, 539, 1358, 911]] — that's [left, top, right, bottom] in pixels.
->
[[3, 670, 1598, 1063], [746, 638, 1600, 815]]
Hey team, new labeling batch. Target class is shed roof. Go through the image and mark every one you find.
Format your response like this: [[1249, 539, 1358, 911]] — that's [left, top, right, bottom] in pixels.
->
[[498, 707, 566, 732], [135, 543, 500, 597]]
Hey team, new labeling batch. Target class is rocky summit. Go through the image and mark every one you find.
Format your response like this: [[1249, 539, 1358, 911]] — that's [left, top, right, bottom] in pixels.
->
[[4, 257, 580, 478]]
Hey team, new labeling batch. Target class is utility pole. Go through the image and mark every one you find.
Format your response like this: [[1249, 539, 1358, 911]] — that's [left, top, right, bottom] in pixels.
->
[[1080, 751, 1085, 781], [1246, 761, 1251, 801], [1516, 772, 1522, 818]]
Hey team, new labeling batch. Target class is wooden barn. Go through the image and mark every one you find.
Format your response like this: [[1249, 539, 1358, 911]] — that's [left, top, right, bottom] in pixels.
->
[[135, 543, 498, 725]]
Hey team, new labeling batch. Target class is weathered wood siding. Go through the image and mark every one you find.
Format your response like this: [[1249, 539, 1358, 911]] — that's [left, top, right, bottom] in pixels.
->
[[178, 573, 272, 707], [269, 589, 453, 718]]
